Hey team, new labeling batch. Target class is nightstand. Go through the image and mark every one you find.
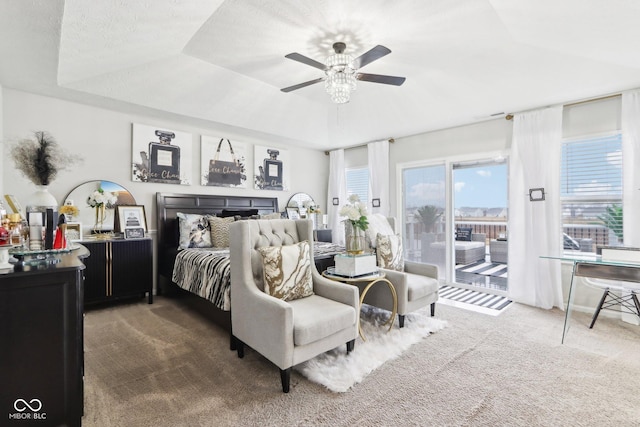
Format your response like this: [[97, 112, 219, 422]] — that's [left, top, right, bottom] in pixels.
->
[[314, 228, 332, 242], [81, 237, 153, 304]]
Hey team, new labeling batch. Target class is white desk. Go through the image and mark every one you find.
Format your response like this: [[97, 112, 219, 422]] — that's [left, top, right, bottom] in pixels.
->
[[541, 254, 640, 343]]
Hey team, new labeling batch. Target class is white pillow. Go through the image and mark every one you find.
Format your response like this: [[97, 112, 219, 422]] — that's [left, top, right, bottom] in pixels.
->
[[257, 241, 313, 301], [365, 214, 395, 248]]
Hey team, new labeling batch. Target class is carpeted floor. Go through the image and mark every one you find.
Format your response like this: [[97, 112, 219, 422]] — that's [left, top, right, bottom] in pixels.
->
[[83, 296, 640, 426], [296, 305, 447, 392]]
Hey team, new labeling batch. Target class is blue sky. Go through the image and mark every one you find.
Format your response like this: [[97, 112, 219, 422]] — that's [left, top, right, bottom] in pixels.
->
[[454, 165, 507, 209], [404, 164, 507, 209]]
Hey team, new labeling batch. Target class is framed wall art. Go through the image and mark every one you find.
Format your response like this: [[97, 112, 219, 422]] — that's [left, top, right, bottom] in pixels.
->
[[201, 136, 248, 188], [254, 145, 289, 191], [131, 123, 192, 185]]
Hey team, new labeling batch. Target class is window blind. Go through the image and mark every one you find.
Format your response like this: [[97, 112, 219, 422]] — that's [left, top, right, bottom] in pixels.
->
[[561, 133, 622, 198], [345, 167, 369, 206], [561, 132, 623, 249]]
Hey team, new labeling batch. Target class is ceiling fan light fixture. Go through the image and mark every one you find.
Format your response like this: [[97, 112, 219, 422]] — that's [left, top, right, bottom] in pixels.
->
[[281, 42, 404, 102], [325, 51, 357, 104]]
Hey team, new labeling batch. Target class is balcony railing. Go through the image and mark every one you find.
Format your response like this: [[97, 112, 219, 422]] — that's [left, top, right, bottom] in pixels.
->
[[404, 218, 614, 257]]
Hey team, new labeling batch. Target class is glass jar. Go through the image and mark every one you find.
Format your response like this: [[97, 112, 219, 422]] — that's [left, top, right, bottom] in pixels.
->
[[9, 222, 23, 246], [20, 220, 30, 249]]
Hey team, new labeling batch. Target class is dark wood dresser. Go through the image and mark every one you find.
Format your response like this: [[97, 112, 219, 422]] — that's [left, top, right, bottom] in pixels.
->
[[0, 245, 88, 427]]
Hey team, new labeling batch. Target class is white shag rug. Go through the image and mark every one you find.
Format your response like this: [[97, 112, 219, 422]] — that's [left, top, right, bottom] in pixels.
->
[[295, 305, 447, 392]]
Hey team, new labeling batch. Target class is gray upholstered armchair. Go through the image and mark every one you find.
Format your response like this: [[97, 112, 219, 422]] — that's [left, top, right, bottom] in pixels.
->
[[229, 219, 359, 393], [362, 216, 439, 328]]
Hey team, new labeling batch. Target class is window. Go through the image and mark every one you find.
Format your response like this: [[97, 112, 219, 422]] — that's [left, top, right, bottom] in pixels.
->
[[345, 167, 369, 206], [561, 133, 623, 252]]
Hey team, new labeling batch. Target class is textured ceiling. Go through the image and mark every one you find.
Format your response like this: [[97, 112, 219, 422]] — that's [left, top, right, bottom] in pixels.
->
[[2, 0, 640, 150]]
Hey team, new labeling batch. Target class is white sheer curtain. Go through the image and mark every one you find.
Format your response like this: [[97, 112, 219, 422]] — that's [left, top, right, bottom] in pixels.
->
[[621, 90, 640, 247], [508, 107, 563, 309], [619, 91, 640, 325], [327, 149, 346, 245], [367, 140, 389, 215]]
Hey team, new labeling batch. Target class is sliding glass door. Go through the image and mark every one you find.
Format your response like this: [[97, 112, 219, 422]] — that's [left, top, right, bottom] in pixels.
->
[[402, 164, 447, 280], [401, 158, 508, 291], [452, 161, 508, 291]]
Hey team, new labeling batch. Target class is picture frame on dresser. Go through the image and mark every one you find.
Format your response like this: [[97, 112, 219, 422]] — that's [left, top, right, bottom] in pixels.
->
[[65, 222, 82, 241], [286, 207, 300, 219], [115, 205, 147, 233], [124, 227, 145, 239]]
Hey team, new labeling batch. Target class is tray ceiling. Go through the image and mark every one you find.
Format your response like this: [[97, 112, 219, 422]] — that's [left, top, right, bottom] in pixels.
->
[[2, 0, 640, 150]]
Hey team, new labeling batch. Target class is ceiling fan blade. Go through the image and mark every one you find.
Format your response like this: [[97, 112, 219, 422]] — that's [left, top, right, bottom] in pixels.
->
[[284, 53, 327, 71], [357, 73, 406, 86], [281, 77, 326, 93], [353, 45, 391, 69]]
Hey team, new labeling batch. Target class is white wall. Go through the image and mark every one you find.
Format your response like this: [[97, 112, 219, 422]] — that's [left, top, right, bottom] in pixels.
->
[[2, 88, 329, 226]]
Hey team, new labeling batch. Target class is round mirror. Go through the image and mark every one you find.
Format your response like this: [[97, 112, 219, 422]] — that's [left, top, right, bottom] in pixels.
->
[[286, 192, 315, 218], [64, 180, 136, 236]]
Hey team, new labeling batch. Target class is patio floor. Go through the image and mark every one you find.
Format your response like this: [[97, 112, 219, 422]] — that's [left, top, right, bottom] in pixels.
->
[[455, 259, 507, 292], [406, 249, 508, 292]]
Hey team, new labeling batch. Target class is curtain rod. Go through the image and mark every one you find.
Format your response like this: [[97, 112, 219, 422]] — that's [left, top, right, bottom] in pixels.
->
[[505, 93, 623, 121], [324, 138, 395, 155]]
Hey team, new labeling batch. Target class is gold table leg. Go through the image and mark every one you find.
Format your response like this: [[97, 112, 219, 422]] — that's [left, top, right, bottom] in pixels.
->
[[358, 278, 398, 341]]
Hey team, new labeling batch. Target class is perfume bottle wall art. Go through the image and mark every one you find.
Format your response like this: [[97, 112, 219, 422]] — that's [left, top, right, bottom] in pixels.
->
[[254, 145, 288, 191], [148, 130, 181, 184], [131, 123, 193, 185], [263, 149, 283, 190]]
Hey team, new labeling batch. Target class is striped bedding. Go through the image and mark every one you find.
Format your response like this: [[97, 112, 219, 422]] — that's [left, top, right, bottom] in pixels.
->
[[172, 248, 232, 310], [171, 242, 345, 311]]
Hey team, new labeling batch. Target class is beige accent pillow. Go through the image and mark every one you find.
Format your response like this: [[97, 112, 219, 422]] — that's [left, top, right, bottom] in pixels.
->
[[260, 212, 282, 219], [208, 216, 236, 248], [257, 241, 313, 301], [376, 233, 405, 271]]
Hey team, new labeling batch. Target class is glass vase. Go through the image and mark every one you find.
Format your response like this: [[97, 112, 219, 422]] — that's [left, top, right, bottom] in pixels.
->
[[93, 204, 106, 233], [346, 225, 366, 255]]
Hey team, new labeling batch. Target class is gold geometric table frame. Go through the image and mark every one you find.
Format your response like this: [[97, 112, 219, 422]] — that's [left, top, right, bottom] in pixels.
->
[[322, 270, 398, 341]]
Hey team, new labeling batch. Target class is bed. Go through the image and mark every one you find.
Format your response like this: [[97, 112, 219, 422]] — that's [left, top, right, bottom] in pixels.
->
[[155, 192, 344, 336]]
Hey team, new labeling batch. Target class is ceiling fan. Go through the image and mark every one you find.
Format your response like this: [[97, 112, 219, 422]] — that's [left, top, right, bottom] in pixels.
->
[[281, 42, 406, 103]]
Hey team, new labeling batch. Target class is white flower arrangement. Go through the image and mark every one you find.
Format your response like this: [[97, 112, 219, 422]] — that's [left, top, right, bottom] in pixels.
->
[[303, 200, 321, 213], [87, 188, 118, 208], [339, 194, 368, 231]]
